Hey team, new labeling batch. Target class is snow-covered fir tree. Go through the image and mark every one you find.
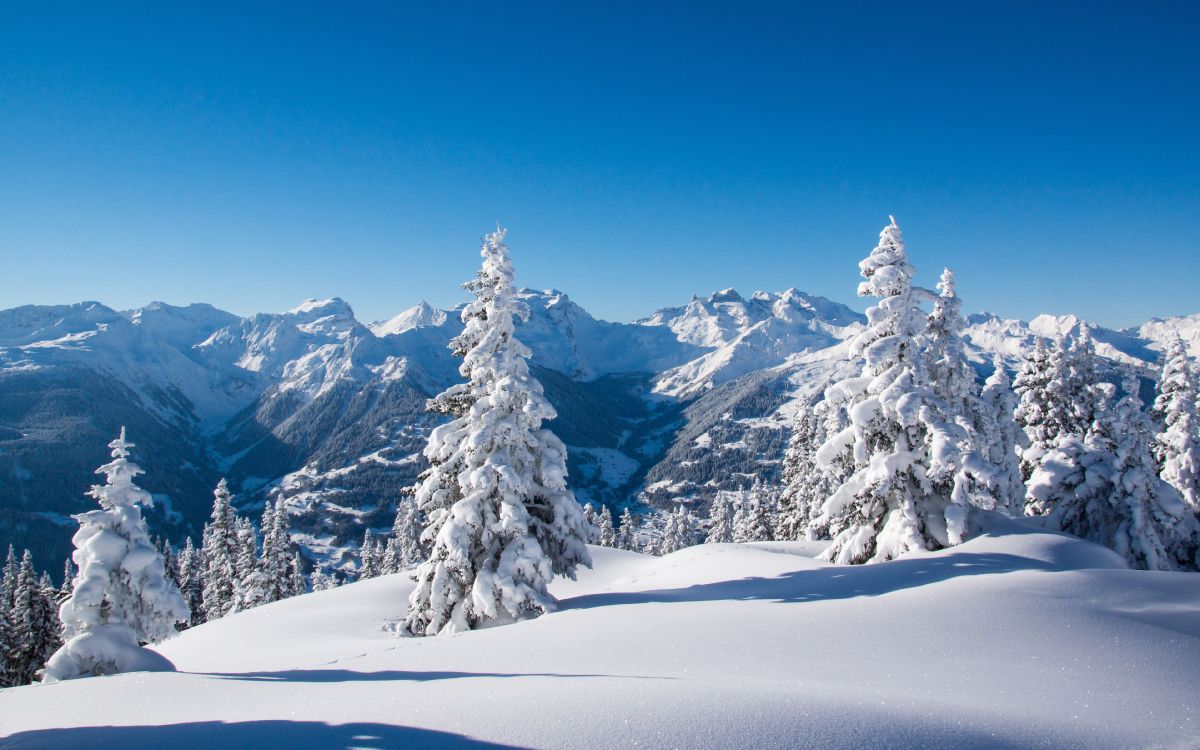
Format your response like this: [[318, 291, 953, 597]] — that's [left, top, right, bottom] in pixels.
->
[[229, 516, 260, 612], [811, 218, 975, 563], [389, 495, 425, 571], [61, 558, 75, 597], [258, 500, 293, 603], [617, 507, 639, 551], [404, 228, 591, 636], [582, 504, 599, 543], [43, 428, 188, 682], [734, 489, 775, 543], [7, 550, 61, 685], [359, 529, 380, 580], [706, 490, 737, 544], [978, 357, 1025, 514], [310, 569, 338, 592], [777, 400, 835, 540], [288, 552, 307, 596], [175, 537, 205, 626], [1028, 378, 1200, 571], [1153, 338, 1199, 511], [1014, 339, 1068, 482], [595, 505, 617, 548], [658, 506, 697, 555], [201, 479, 238, 621]]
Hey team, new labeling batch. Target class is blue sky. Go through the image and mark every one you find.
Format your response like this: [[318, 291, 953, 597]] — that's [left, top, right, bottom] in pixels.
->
[[0, 1, 1196, 327]]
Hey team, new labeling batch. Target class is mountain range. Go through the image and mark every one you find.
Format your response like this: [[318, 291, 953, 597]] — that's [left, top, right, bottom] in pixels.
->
[[1, 288, 1196, 574]]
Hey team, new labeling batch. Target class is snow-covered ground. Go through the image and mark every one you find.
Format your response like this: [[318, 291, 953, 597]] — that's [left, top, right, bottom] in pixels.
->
[[3, 521, 1199, 749]]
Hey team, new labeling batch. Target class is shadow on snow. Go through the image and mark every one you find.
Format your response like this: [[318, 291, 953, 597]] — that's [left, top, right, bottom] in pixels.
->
[[1, 720, 521, 750], [560, 549, 1060, 611]]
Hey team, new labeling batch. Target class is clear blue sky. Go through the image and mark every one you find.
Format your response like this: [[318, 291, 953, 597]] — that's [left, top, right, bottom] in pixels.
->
[[0, 1, 1196, 327]]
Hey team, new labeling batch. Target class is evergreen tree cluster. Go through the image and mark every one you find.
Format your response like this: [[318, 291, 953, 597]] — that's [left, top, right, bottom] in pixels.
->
[[770, 217, 1200, 571], [0, 545, 65, 686]]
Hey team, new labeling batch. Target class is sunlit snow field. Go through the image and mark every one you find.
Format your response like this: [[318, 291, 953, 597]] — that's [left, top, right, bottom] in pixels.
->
[[2, 518, 1198, 749]]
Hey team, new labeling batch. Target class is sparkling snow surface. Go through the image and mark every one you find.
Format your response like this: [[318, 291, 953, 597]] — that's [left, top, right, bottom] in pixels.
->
[[3, 522, 1199, 749]]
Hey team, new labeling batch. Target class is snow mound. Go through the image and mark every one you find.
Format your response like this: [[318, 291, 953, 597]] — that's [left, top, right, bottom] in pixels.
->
[[4, 530, 1198, 749]]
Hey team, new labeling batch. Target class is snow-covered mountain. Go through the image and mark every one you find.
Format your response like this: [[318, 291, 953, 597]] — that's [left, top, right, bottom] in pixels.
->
[[0, 289, 1195, 574], [4, 527, 1198, 749]]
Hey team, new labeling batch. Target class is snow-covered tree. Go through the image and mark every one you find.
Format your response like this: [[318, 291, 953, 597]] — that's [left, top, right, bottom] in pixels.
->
[[201, 479, 238, 620], [175, 537, 205, 626], [1028, 379, 1199, 571], [595, 505, 617, 548], [404, 228, 591, 636], [43, 428, 188, 682], [1153, 339, 1199, 511], [311, 569, 338, 592], [734, 489, 775, 543], [811, 218, 974, 563], [706, 490, 737, 544], [777, 401, 834, 540], [977, 357, 1025, 514], [259, 500, 293, 603], [7, 551, 61, 685], [658, 506, 697, 555], [61, 557, 75, 597], [229, 516, 260, 612], [358, 529, 379, 580], [617, 507, 639, 551], [390, 495, 425, 571], [582, 504, 599, 543], [288, 552, 307, 596]]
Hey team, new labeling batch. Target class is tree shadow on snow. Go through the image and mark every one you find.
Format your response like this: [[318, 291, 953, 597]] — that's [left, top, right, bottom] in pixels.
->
[[0, 720, 520, 750], [199, 668, 632, 683], [561, 550, 1059, 611]]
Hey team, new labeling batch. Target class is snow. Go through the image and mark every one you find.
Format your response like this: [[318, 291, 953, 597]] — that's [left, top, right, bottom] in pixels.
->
[[2, 527, 1198, 747]]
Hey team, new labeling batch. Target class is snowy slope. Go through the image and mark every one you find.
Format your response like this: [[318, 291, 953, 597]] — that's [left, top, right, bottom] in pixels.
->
[[3, 524, 1198, 749]]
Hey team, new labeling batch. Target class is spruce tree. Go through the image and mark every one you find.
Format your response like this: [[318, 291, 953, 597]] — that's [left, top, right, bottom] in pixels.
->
[[617, 507, 639, 551], [1153, 339, 1199, 511], [1028, 378, 1200, 571], [658, 506, 689, 555], [288, 551, 307, 596], [390, 495, 425, 570], [978, 357, 1025, 515], [811, 218, 973, 563], [259, 500, 293, 603], [706, 491, 737, 544], [9, 551, 61, 685], [404, 228, 591, 636], [201, 479, 238, 621], [43, 428, 187, 682], [595, 505, 617, 548], [734, 489, 775, 543], [176, 537, 205, 626], [230, 516, 260, 611], [582, 504, 599, 544], [359, 529, 379, 580]]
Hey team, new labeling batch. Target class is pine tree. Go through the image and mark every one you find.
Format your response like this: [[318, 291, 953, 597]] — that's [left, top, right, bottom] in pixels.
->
[[201, 479, 238, 621], [1153, 339, 1199, 511], [811, 218, 973, 563], [311, 569, 338, 592], [582, 504, 599, 544], [259, 500, 293, 603], [404, 229, 591, 636], [1028, 379, 1200, 571], [662, 504, 700, 556], [43, 428, 188, 682], [61, 557, 75, 596], [777, 402, 831, 540], [230, 516, 260, 611], [287, 551, 307, 596], [734, 489, 775, 543], [390, 495, 425, 570], [175, 537, 205, 626], [1014, 339, 1062, 481], [0, 544, 17, 685], [706, 491, 737, 544], [358, 529, 379, 581], [595, 505, 617, 548], [617, 507, 639, 551], [8, 551, 61, 685], [977, 357, 1025, 515]]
